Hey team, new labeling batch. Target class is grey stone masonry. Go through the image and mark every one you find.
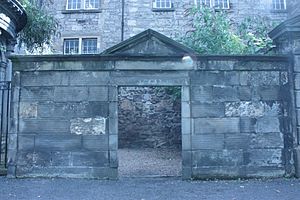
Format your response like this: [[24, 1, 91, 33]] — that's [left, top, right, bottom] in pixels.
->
[[9, 54, 292, 180], [44, 0, 289, 53], [8, 30, 294, 179]]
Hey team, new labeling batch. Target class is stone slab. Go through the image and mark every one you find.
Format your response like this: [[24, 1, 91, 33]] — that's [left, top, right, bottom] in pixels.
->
[[115, 61, 194, 70], [82, 135, 109, 151], [15, 166, 116, 179], [19, 119, 70, 133], [18, 135, 35, 151], [72, 151, 109, 167], [194, 118, 240, 134], [256, 117, 280, 133], [20, 87, 54, 102], [21, 72, 69, 86], [88, 87, 109, 101], [192, 149, 244, 167], [191, 134, 224, 150], [54, 87, 88, 102], [69, 71, 110, 86], [192, 103, 225, 118], [224, 134, 251, 150], [245, 149, 283, 167], [34, 135, 81, 151], [38, 102, 109, 119]]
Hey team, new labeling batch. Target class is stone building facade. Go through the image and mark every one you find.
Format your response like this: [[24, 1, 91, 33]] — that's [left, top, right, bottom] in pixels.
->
[[44, 0, 290, 54]]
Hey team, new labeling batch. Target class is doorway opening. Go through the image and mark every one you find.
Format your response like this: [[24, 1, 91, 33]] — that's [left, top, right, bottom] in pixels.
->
[[118, 86, 182, 177]]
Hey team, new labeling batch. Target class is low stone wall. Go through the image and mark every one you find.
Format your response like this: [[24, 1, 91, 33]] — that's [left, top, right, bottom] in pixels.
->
[[189, 59, 292, 178], [118, 86, 181, 149], [8, 55, 293, 179]]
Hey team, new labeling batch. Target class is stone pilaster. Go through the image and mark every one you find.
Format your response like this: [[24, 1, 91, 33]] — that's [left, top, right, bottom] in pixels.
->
[[270, 13, 300, 177]]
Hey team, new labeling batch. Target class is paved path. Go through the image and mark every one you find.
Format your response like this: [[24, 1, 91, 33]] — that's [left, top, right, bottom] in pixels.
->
[[0, 177, 300, 200]]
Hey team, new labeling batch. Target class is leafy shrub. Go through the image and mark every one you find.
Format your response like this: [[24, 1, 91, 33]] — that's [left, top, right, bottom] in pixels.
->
[[18, 0, 58, 53], [180, 6, 275, 55]]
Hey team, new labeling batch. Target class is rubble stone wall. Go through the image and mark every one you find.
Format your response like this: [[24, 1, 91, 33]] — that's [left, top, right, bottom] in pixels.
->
[[118, 86, 181, 149]]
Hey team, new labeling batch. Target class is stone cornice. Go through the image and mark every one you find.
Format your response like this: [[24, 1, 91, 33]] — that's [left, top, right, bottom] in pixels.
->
[[0, 0, 27, 38]]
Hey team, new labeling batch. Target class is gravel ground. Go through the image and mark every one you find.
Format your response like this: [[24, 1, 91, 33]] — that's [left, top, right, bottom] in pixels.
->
[[0, 177, 300, 200], [118, 148, 181, 177]]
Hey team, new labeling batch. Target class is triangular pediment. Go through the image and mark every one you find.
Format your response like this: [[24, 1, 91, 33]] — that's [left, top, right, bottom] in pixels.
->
[[101, 29, 198, 56], [269, 14, 300, 40]]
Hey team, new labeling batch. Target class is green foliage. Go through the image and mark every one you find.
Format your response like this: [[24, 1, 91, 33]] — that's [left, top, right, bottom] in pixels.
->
[[157, 87, 181, 101], [18, 0, 58, 52], [164, 87, 181, 100], [180, 6, 275, 55], [237, 16, 276, 54]]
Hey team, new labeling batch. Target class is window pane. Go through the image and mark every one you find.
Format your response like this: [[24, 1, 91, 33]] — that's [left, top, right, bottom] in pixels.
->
[[273, 0, 286, 10], [67, 0, 81, 9], [196, 0, 212, 7], [154, 0, 172, 8], [213, 0, 229, 9], [85, 0, 100, 9], [64, 39, 79, 54], [82, 38, 97, 54]]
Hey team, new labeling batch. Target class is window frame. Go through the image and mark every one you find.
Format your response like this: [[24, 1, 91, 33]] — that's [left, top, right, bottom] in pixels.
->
[[82, 38, 98, 54], [63, 38, 80, 55], [152, 0, 174, 10], [63, 37, 99, 55], [195, 0, 212, 8], [272, 0, 287, 10], [195, 0, 230, 10], [66, 0, 100, 10]]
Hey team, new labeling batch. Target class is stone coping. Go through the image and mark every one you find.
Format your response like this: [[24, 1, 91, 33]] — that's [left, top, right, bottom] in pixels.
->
[[9, 54, 290, 62], [9, 54, 290, 72]]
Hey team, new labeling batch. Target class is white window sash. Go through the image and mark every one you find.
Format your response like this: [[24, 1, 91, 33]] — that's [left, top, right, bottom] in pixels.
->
[[84, 0, 100, 10], [82, 38, 98, 54], [195, 0, 212, 8], [66, 0, 100, 10], [214, 0, 230, 9], [273, 0, 286, 10], [64, 38, 80, 54], [195, 0, 230, 9], [153, 0, 172, 9], [64, 38, 98, 54], [66, 0, 81, 10]]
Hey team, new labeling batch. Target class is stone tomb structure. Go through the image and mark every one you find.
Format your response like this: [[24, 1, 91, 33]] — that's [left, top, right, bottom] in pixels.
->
[[8, 29, 295, 179]]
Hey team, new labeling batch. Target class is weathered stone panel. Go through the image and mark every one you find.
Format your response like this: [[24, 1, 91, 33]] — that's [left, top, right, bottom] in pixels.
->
[[20, 87, 54, 102], [70, 117, 106, 135], [54, 87, 89, 102], [194, 118, 240, 134], [21, 72, 69, 86], [19, 119, 70, 134], [191, 103, 225, 118], [192, 150, 244, 167], [38, 102, 109, 119]]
